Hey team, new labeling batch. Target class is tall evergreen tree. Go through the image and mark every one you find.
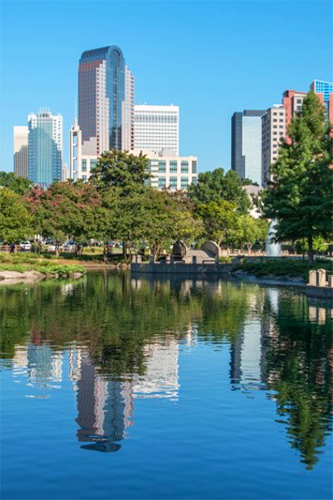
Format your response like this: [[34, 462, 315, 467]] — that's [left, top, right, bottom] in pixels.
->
[[262, 92, 332, 263]]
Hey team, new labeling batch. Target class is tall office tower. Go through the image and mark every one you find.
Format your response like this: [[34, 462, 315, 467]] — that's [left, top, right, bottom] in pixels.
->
[[28, 110, 63, 188], [13, 126, 29, 178], [282, 90, 307, 129], [78, 45, 134, 155], [134, 105, 179, 156], [122, 66, 135, 151], [231, 110, 265, 186], [261, 105, 286, 186], [310, 79, 333, 123], [69, 118, 98, 181]]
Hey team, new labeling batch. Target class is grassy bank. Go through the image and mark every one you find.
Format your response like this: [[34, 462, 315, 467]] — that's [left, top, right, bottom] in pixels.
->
[[0, 253, 86, 276], [233, 258, 332, 281]]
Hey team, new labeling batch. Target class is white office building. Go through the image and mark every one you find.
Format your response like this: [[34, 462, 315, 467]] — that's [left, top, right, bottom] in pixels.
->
[[13, 126, 29, 178], [131, 149, 198, 191], [134, 105, 179, 156]]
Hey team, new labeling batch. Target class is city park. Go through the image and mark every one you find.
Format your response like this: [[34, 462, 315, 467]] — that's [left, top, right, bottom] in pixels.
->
[[0, 92, 332, 281]]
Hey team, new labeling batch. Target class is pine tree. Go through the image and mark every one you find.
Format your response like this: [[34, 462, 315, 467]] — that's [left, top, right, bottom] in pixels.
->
[[262, 91, 332, 263]]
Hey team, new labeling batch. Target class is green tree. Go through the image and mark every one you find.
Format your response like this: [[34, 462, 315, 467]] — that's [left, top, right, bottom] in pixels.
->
[[26, 182, 106, 254], [0, 172, 33, 195], [188, 168, 251, 214], [196, 200, 239, 246], [0, 187, 32, 242], [89, 150, 150, 190], [262, 92, 332, 263]]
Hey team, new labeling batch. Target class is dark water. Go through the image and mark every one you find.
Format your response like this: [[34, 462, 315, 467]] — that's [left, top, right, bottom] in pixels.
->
[[0, 272, 332, 500]]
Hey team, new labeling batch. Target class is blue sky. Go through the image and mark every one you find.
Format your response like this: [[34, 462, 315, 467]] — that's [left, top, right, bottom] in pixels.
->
[[0, 0, 332, 173]]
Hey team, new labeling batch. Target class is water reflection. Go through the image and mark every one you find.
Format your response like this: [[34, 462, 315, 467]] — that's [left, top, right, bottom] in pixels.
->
[[1, 273, 332, 467]]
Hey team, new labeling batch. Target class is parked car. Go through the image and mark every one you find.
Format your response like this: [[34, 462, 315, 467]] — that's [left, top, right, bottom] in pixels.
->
[[19, 241, 32, 251], [64, 241, 77, 252]]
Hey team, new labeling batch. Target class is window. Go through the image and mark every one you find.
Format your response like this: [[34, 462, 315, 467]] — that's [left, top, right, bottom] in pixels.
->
[[158, 178, 166, 189], [169, 176, 177, 190], [170, 160, 178, 173], [192, 161, 197, 173], [82, 159, 87, 172], [181, 161, 189, 173], [90, 160, 97, 170], [159, 161, 166, 173], [82, 174, 87, 181], [181, 177, 189, 190]]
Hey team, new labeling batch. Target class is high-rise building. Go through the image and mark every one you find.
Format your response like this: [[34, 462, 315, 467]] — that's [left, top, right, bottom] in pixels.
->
[[310, 79, 333, 123], [28, 110, 63, 188], [69, 119, 98, 181], [261, 105, 286, 186], [231, 110, 265, 186], [78, 45, 134, 155], [134, 105, 179, 156], [282, 90, 307, 133], [130, 148, 197, 191], [13, 126, 29, 178]]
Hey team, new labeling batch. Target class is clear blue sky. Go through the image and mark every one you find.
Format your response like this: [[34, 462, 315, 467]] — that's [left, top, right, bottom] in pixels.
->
[[0, 1, 332, 173]]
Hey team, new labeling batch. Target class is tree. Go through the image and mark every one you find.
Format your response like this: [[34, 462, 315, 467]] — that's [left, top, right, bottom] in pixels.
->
[[0, 172, 33, 195], [26, 182, 106, 255], [187, 168, 251, 214], [0, 187, 32, 242], [89, 150, 150, 190], [196, 200, 239, 246], [262, 92, 332, 263], [102, 188, 203, 259]]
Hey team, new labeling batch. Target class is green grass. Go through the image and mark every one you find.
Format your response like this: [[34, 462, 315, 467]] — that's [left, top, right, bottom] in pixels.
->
[[0, 259, 86, 276], [233, 258, 332, 280]]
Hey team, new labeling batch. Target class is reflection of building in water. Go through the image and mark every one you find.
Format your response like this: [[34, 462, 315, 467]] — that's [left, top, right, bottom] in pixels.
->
[[133, 338, 179, 400], [76, 352, 133, 453], [230, 289, 278, 390], [26, 343, 63, 388]]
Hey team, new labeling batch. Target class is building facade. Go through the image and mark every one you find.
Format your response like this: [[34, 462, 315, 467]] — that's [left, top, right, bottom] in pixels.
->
[[28, 110, 63, 188], [310, 79, 333, 123], [134, 105, 179, 156], [78, 45, 134, 156], [69, 119, 98, 181], [282, 90, 307, 137], [261, 105, 286, 186], [131, 149, 197, 191], [231, 110, 265, 186], [13, 126, 29, 178]]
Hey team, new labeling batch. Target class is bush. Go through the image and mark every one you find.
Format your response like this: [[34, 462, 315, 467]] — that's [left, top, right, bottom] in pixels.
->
[[234, 258, 332, 280]]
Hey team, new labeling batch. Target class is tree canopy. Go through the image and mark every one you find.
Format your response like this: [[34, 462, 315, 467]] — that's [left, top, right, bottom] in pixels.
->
[[187, 168, 251, 214], [262, 92, 332, 261], [0, 187, 32, 242], [0, 172, 33, 195]]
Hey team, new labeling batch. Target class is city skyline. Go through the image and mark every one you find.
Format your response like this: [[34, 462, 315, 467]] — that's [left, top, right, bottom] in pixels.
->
[[1, 1, 332, 174]]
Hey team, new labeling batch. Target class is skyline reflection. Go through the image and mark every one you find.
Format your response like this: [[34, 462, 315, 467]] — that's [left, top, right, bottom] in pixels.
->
[[2, 272, 332, 466]]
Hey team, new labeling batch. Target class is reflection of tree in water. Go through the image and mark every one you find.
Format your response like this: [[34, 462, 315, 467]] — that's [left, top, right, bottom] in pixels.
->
[[0, 274, 332, 464], [262, 292, 332, 470]]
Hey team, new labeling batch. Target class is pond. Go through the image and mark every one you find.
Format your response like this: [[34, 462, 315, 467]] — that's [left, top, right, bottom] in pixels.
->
[[0, 272, 332, 500]]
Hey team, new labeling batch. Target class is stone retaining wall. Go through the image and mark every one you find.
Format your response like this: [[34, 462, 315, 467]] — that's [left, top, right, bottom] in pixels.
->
[[131, 262, 233, 274]]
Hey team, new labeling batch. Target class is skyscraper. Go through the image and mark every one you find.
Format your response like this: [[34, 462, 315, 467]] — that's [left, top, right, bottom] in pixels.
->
[[13, 126, 29, 178], [310, 79, 333, 123], [78, 45, 134, 155], [261, 105, 286, 186], [231, 110, 265, 186], [134, 105, 179, 156], [28, 110, 63, 188]]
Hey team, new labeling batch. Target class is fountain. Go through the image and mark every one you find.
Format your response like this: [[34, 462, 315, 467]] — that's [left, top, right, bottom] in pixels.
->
[[266, 220, 281, 257]]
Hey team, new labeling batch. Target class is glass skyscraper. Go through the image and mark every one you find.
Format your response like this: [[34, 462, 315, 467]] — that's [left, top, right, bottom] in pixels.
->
[[310, 80, 333, 123], [78, 45, 134, 155], [231, 110, 265, 186], [28, 110, 63, 188]]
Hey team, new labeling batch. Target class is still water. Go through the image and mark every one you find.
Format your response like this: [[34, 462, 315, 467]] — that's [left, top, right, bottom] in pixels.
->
[[0, 272, 332, 500]]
